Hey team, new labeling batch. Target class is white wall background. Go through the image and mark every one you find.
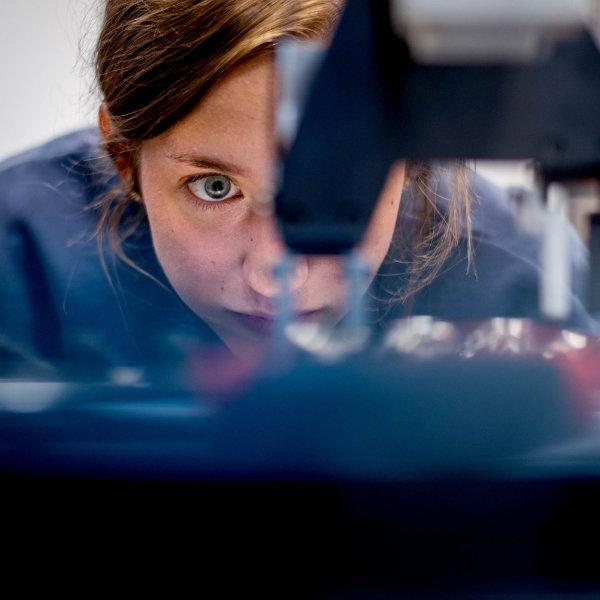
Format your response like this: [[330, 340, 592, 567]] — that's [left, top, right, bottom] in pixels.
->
[[0, 0, 100, 161]]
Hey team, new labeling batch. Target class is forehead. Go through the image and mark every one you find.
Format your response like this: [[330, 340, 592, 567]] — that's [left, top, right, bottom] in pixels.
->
[[152, 55, 277, 161]]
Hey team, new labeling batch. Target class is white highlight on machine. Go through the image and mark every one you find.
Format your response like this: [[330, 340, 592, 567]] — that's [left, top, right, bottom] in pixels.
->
[[541, 184, 573, 320], [276, 40, 326, 150], [392, 0, 600, 62]]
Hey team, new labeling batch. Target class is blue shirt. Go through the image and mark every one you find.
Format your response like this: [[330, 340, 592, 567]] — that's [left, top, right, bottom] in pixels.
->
[[0, 129, 594, 375]]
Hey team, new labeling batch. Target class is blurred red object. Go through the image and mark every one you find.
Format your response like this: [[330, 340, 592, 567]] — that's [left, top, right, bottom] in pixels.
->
[[555, 340, 600, 418], [184, 344, 265, 400]]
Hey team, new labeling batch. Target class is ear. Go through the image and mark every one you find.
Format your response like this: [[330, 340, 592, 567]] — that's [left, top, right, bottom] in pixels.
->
[[98, 102, 113, 140], [98, 103, 134, 189]]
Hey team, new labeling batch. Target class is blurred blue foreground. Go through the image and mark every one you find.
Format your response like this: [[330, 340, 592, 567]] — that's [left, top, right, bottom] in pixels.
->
[[1, 352, 600, 597]]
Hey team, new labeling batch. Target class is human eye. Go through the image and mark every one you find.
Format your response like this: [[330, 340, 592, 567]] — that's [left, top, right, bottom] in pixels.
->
[[186, 173, 242, 205]]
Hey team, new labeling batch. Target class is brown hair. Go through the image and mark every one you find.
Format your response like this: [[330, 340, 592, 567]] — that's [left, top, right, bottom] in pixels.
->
[[93, 0, 472, 302]]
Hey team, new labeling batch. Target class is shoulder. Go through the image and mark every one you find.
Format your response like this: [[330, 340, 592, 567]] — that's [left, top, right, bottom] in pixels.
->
[[0, 129, 130, 369], [0, 127, 102, 173], [0, 127, 117, 295], [467, 171, 589, 307], [468, 171, 587, 276], [0, 127, 115, 218]]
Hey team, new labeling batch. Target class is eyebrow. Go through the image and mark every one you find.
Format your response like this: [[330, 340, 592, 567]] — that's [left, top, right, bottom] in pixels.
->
[[165, 152, 250, 178]]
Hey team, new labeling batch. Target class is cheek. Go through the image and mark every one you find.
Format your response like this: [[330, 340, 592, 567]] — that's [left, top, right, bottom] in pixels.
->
[[360, 212, 397, 271], [359, 161, 405, 272], [144, 199, 242, 306]]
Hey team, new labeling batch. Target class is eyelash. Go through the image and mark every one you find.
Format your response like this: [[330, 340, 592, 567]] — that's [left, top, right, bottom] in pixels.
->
[[182, 172, 244, 211]]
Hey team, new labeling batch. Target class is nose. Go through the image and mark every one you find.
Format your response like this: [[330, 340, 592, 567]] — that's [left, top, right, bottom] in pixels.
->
[[242, 214, 308, 299]]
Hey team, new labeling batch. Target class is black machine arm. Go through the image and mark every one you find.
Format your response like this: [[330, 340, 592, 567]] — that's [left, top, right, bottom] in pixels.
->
[[276, 0, 600, 254]]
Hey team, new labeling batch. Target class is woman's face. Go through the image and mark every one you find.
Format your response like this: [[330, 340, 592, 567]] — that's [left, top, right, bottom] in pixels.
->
[[135, 55, 405, 355]]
